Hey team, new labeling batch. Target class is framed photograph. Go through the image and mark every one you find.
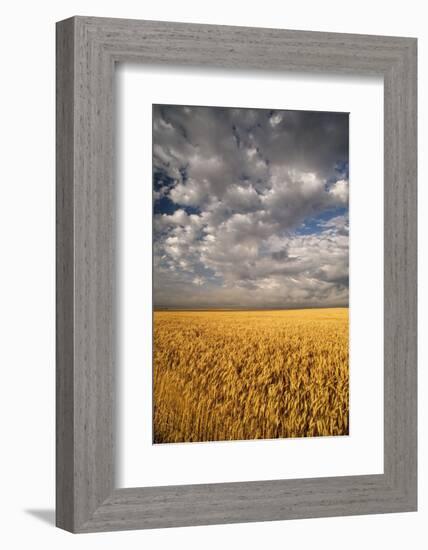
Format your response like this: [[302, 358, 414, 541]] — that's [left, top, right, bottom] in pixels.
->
[[56, 16, 417, 532]]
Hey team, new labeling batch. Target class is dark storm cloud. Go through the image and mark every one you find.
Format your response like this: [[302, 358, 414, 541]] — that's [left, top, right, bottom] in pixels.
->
[[153, 104, 349, 309]]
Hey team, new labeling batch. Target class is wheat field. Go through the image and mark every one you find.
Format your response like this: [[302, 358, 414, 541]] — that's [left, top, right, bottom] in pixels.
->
[[153, 308, 349, 444]]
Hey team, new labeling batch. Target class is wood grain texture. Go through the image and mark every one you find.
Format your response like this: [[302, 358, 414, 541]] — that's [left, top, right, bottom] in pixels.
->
[[56, 18, 75, 532], [56, 16, 417, 533]]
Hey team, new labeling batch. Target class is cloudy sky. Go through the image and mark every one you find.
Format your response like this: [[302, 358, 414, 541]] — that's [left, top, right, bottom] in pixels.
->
[[153, 104, 349, 309]]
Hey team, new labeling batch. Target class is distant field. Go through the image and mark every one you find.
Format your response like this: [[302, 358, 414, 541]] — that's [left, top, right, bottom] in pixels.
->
[[153, 308, 349, 444]]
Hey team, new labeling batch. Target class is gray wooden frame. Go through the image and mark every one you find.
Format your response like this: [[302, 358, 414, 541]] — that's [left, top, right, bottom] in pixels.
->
[[56, 16, 417, 533]]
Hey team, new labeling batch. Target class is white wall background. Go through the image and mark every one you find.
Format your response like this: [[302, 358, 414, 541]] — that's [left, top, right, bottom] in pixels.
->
[[0, 1, 425, 548]]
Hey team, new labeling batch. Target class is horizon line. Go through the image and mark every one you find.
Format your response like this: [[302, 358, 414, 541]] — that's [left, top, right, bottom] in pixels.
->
[[153, 305, 349, 312]]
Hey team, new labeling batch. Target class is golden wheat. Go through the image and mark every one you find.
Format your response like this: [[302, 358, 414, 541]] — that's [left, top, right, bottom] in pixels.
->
[[153, 308, 349, 443]]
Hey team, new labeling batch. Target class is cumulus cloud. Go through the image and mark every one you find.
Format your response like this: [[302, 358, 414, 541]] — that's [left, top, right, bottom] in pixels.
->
[[152, 104, 349, 309]]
